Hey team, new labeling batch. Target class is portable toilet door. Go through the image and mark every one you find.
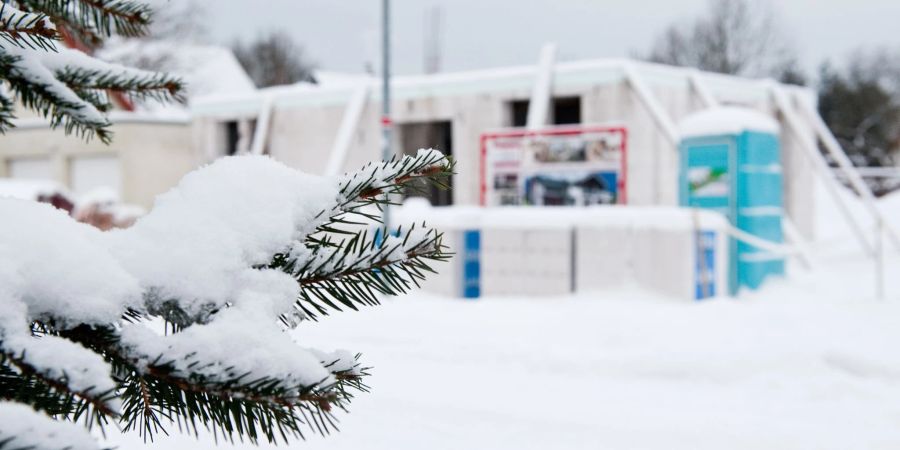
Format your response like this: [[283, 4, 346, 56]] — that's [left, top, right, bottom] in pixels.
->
[[677, 107, 785, 295]]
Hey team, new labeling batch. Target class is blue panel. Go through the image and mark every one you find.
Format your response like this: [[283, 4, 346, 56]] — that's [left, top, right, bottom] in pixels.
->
[[695, 230, 716, 300], [738, 172, 782, 207], [734, 130, 784, 293], [462, 230, 481, 299], [597, 172, 618, 196], [739, 132, 780, 165], [688, 197, 729, 211], [738, 258, 785, 289], [737, 212, 784, 244]]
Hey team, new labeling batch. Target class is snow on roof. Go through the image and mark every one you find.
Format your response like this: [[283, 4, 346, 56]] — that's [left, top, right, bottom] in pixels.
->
[[98, 40, 256, 106], [191, 57, 814, 118], [313, 70, 377, 87], [175, 45, 256, 98], [0, 179, 68, 200], [679, 106, 780, 138]]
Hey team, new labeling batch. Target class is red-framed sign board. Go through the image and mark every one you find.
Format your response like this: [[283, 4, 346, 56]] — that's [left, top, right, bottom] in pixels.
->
[[479, 125, 628, 206]]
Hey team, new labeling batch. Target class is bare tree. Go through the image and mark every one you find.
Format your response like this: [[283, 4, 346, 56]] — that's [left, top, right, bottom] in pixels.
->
[[143, 0, 209, 42], [98, 0, 209, 75], [232, 32, 317, 88], [643, 0, 801, 81]]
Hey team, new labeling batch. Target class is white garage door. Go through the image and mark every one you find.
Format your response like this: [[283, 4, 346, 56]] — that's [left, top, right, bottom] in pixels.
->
[[8, 157, 52, 180], [70, 155, 121, 197]]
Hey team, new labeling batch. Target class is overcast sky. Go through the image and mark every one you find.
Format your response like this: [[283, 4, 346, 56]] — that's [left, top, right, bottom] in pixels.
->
[[207, 0, 900, 77]]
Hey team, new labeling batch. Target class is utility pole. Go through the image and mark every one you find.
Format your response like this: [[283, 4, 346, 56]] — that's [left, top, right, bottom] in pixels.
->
[[423, 6, 443, 74], [381, 0, 393, 230]]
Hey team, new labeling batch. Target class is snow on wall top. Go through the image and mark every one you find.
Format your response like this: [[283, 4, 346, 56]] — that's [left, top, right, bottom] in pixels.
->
[[678, 106, 780, 139], [191, 58, 815, 118], [395, 199, 729, 232], [0, 179, 68, 200]]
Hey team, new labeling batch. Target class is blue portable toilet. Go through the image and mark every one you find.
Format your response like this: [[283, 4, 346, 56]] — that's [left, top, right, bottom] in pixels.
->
[[678, 107, 785, 295]]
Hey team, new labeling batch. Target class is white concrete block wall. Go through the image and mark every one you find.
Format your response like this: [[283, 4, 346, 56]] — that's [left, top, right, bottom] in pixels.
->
[[407, 206, 730, 301], [633, 229, 693, 299], [480, 228, 572, 296], [576, 225, 727, 301], [574, 227, 635, 291]]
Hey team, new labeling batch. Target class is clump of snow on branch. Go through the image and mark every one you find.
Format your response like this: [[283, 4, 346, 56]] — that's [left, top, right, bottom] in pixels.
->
[[106, 156, 340, 323], [0, 294, 119, 411], [0, 402, 98, 450], [0, 200, 142, 326], [118, 312, 336, 389]]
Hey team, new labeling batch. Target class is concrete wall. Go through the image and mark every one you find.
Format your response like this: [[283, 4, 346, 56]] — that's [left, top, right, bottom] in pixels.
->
[[0, 121, 200, 208]]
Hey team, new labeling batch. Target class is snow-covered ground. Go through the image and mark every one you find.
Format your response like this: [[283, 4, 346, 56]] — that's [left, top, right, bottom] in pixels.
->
[[107, 185, 900, 450], [108, 254, 900, 449]]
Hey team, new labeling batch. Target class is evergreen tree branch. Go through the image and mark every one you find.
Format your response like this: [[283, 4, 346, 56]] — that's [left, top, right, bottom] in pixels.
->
[[0, 46, 110, 140], [38, 45, 184, 102], [118, 365, 366, 444], [78, 0, 151, 36], [55, 65, 182, 102], [67, 85, 112, 112], [52, 12, 104, 48], [0, 3, 58, 50], [303, 149, 452, 254], [0, 91, 14, 131], [0, 2, 185, 142], [0, 351, 118, 424], [330, 149, 452, 219], [18, 0, 152, 39], [44, 321, 370, 444], [0, 360, 83, 417], [273, 224, 450, 319], [271, 149, 454, 319]]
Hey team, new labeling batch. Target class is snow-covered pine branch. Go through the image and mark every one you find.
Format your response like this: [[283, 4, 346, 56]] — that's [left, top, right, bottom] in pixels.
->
[[280, 224, 447, 318], [0, 150, 452, 447], [0, 0, 182, 141], [272, 148, 454, 318], [0, 41, 183, 140], [0, 3, 57, 50], [21, 0, 152, 41], [331, 148, 452, 220]]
